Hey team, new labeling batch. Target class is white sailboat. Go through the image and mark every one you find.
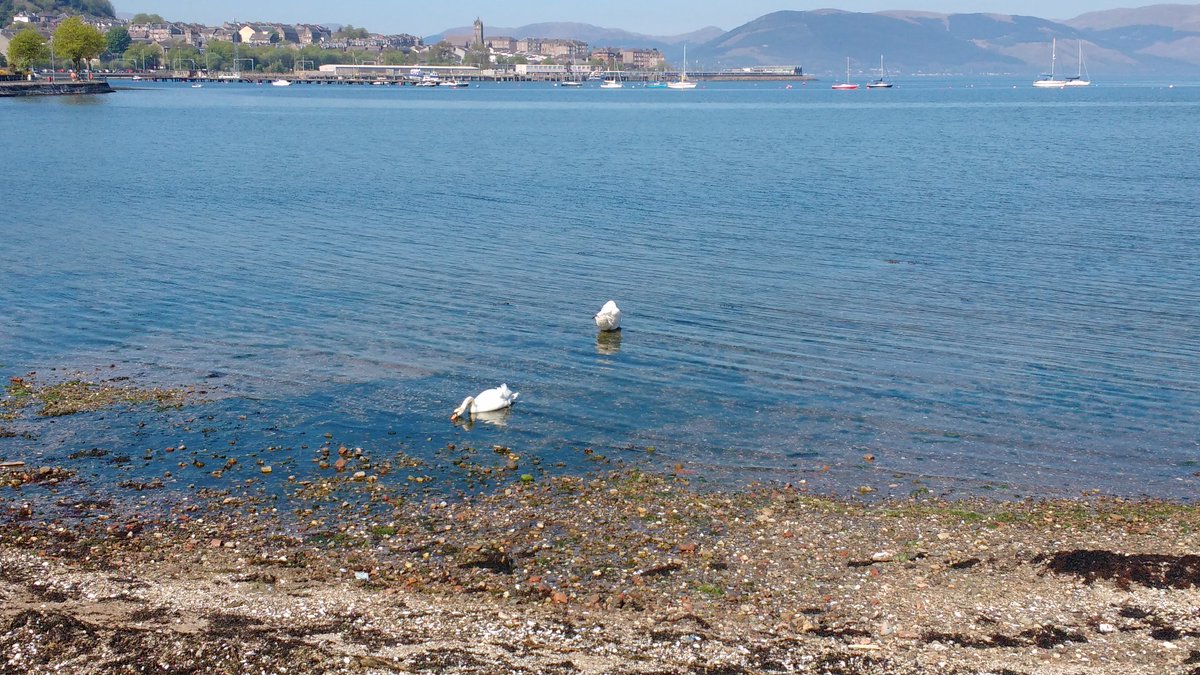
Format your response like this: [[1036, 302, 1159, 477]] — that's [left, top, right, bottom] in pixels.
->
[[865, 55, 893, 88], [668, 45, 697, 89], [1063, 41, 1091, 86], [1033, 38, 1068, 88]]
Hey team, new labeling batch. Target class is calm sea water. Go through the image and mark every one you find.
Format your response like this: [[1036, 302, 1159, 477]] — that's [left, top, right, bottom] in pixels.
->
[[1, 79, 1198, 499]]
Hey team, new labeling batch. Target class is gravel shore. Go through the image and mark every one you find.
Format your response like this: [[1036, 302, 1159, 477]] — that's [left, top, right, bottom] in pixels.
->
[[2, 374, 1199, 673], [3, 470, 1199, 674]]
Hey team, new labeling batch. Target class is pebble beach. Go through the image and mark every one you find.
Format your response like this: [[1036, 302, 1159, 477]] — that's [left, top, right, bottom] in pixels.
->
[[2, 374, 1199, 674]]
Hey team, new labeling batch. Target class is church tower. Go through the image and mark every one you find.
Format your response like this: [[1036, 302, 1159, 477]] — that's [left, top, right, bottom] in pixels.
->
[[473, 17, 484, 46]]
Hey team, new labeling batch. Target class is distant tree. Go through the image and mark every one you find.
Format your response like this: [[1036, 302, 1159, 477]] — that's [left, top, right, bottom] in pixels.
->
[[7, 28, 50, 72], [334, 24, 369, 40], [131, 13, 166, 24], [204, 40, 233, 71], [123, 41, 159, 70], [105, 26, 130, 54], [426, 40, 457, 65], [80, 0, 115, 16], [382, 50, 416, 66], [464, 45, 490, 68], [53, 17, 106, 71]]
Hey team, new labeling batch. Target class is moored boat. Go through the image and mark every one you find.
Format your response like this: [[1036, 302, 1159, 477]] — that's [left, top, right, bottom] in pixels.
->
[[832, 57, 858, 90], [865, 55, 893, 88], [1033, 39, 1068, 88]]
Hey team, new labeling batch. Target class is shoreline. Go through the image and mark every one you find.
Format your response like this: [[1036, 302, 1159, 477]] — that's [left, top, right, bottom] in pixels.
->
[[3, 467, 1198, 673], [3, 374, 1199, 672]]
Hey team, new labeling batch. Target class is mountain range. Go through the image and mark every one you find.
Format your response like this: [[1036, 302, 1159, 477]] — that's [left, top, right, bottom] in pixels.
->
[[432, 3, 1200, 75]]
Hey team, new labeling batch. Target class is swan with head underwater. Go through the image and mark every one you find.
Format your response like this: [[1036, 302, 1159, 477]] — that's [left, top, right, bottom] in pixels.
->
[[594, 300, 622, 332], [450, 384, 519, 421]]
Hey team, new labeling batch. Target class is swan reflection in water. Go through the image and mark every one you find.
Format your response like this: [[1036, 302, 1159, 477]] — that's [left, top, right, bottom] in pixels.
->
[[596, 330, 622, 355], [452, 408, 512, 430]]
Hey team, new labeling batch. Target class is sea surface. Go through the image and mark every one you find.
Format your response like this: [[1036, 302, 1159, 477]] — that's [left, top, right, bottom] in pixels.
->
[[1, 78, 1198, 500]]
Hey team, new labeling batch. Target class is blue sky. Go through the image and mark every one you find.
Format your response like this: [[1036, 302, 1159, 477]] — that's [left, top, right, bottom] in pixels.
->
[[118, 1, 1141, 36]]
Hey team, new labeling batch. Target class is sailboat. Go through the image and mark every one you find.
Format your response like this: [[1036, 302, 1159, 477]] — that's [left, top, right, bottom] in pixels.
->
[[831, 57, 858, 90], [1063, 41, 1091, 86], [1033, 38, 1068, 88], [865, 55, 893, 88], [559, 57, 583, 87], [668, 45, 697, 89]]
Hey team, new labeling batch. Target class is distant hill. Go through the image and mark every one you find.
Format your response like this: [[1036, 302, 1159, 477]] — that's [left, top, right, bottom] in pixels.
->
[[1067, 3, 1200, 31], [1, 0, 114, 26], [427, 21, 724, 61], [1066, 3, 1200, 66], [687, 7, 1200, 75]]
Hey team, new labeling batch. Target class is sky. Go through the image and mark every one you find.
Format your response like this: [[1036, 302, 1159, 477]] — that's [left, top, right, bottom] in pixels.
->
[[117, 1, 1151, 36]]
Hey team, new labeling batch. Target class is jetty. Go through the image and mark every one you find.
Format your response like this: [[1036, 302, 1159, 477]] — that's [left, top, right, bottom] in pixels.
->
[[0, 81, 114, 97]]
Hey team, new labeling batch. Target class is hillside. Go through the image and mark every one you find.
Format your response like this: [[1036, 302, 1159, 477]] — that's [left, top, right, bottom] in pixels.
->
[[689, 7, 1200, 75], [1065, 3, 1200, 66], [1, 0, 114, 26], [1067, 3, 1200, 31]]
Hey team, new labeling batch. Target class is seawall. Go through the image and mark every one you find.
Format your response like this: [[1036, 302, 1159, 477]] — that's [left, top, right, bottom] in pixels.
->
[[0, 81, 115, 97]]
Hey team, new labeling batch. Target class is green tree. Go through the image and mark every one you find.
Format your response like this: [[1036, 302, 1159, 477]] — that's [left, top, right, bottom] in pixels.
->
[[7, 28, 50, 72], [204, 40, 234, 72], [334, 24, 369, 40], [53, 16, 106, 71], [164, 40, 200, 71], [426, 40, 458, 65], [105, 26, 130, 55], [123, 41, 159, 70], [131, 13, 166, 24], [464, 45, 490, 69]]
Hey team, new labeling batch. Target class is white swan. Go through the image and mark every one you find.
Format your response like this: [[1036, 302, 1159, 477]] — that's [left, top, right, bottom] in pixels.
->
[[594, 300, 622, 331], [451, 384, 518, 421]]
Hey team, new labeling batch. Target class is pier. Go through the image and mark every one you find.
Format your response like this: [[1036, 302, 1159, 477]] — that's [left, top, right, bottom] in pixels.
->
[[0, 81, 115, 97]]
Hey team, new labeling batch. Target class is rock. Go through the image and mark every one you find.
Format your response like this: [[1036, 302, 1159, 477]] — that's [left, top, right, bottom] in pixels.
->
[[1098, 623, 1116, 633], [552, 591, 568, 604], [260, 466, 272, 474], [871, 551, 894, 562]]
